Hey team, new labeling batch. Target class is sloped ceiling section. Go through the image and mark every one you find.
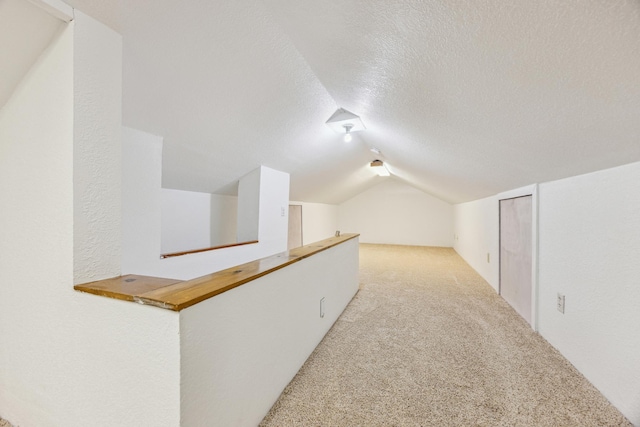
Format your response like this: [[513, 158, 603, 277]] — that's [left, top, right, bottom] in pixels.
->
[[0, 0, 64, 110], [64, 0, 640, 204]]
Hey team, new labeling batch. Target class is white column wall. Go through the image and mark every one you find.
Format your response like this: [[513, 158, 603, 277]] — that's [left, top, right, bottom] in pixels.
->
[[0, 16, 180, 427], [237, 167, 261, 243], [122, 127, 164, 274], [72, 10, 122, 284], [180, 237, 359, 426], [256, 166, 289, 253], [338, 179, 453, 247]]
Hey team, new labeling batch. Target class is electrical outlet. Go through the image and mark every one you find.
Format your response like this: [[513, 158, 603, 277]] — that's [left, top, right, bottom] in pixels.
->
[[281, 206, 285, 217], [557, 293, 565, 314], [487, 253, 490, 263], [320, 297, 325, 318]]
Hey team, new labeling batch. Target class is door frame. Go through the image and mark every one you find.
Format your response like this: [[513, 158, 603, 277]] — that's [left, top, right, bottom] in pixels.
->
[[497, 184, 539, 331]]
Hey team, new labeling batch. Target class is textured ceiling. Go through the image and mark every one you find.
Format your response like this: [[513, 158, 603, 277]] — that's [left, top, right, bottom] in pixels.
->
[[0, 0, 63, 109], [62, 0, 640, 204]]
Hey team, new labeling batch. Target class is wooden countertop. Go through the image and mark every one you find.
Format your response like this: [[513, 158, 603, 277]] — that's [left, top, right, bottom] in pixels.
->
[[74, 233, 359, 311]]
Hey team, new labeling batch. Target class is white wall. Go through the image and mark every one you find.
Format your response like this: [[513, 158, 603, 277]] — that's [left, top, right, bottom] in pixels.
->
[[161, 189, 214, 253], [256, 166, 290, 253], [72, 8, 122, 284], [453, 185, 538, 293], [290, 201, 339, 245], [237, 167, 261, 243], [122, 127, 289, 280], [0, 18, 74, 427], [121, 127, 164, 275], [210, 194, 238, 246], [453, 195, 499, 289], [161, 185, 250, 254], [180, 237, 359, 426], [0, 14, 181, 427], [537, 162, 640, 425], [338, 179, 453, 247], [453, 166, 640, 425]]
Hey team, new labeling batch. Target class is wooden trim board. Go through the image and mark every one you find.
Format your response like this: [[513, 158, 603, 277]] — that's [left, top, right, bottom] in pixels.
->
[[75, 233, 359, 311], [160, 240, 259, 259]]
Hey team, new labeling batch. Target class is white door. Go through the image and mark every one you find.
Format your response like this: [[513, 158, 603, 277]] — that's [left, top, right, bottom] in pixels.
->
[[500, 195, 533, 325]]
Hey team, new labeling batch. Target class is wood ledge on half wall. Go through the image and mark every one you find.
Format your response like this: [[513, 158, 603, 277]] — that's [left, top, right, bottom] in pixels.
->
[[159, 240, 259, 259], [74, 233, 359, 311]]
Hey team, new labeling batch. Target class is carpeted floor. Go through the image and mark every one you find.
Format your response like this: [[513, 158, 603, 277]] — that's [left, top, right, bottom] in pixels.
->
[[261, 244, 631, 426], [0, 418, 12, 427]]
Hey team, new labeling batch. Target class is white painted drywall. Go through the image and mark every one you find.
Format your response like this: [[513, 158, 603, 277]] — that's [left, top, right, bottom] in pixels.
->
[[121, 127, 164, 275], [161, 189, 213, 253], [237, 167, 261, 243], [454, 169, 640, 424], [73, 9, 122, 284], [537, 162, 640, 425], [453, 185, 538, 295], [0, 16, 180, 427], [122, 129, 289, 280], [161, 189, 239, 253], [0, 19, 74, 427], [180, 237, 359, 426], [289, 201, 339, 245], [256, 166, 290, 253], [453, 195, 499, 290], [338, 179, 453, 247], [211, 194, 238, 246]]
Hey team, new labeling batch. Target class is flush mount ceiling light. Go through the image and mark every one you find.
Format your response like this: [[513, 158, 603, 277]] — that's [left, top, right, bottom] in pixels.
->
[[325, 108, 365, 142], [370, 159, 390, 177], [343, 124, 353, 142]]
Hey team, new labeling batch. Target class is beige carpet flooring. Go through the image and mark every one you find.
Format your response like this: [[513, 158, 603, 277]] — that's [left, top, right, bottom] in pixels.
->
[[261, 244, 631, 426]]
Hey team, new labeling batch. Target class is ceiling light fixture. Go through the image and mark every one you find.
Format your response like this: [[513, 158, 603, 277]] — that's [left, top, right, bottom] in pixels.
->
[[370, 147, 381, 154], [343, 124, 353, 142], [325, 108, 365, 142], [370, 159, 390, 177]]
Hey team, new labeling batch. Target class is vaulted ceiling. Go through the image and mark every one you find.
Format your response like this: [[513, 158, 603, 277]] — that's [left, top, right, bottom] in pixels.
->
[[55, 0, 640, 203], [0, 0, 63, 109]]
